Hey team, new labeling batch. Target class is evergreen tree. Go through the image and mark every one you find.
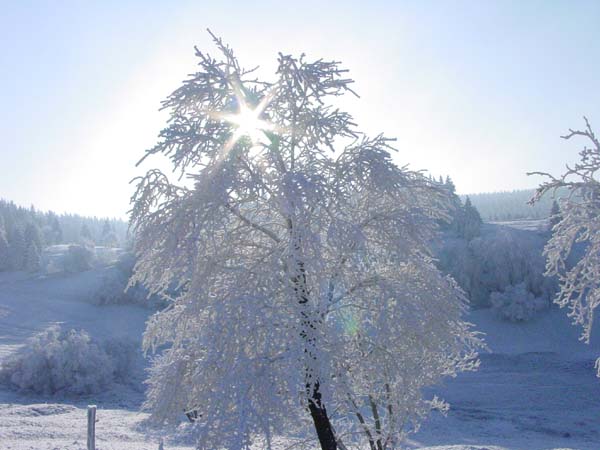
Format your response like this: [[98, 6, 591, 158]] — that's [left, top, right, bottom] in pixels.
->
[[437, 176, 464, 232], [462, 197, 483, 240], [445, 175, 456, 194], [24, 240, 41, 272], [80, 223, 93, 244], [101, 220, 118, 247], [0, 216, 9, 271], [102, 220, 112, 239], [8, 226, 26, 270], [50, 214, 63, 244], [24, 222, 42, 251], [23, 223, 43, 272], [549, 199, 561, 230]]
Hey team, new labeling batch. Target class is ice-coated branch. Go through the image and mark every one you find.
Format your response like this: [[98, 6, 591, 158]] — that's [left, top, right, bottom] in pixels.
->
[[530, 118, 600, 369]]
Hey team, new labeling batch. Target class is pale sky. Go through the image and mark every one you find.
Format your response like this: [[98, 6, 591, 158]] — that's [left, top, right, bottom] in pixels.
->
[[2, 0, 600, 219]]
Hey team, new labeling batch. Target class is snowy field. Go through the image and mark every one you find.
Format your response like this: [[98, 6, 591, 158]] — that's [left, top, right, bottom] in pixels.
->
[[0, 269, 599, 449]]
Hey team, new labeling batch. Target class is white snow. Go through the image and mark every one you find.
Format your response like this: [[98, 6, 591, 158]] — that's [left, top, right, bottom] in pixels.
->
[[0, 269, 192, 450], [0, 268, 599, 449], [409, 308, 600, 450]]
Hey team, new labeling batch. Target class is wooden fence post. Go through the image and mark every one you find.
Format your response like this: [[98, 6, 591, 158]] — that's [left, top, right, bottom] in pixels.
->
[[87, 405, 96, 450]]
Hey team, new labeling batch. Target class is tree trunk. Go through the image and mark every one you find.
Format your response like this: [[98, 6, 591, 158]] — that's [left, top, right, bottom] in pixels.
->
[[308, 382, 337, 450], [288, 221, 337, 450]]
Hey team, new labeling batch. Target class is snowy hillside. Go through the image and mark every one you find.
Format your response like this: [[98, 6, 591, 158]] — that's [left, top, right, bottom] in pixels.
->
[[0, 267, 599, 449], [410, 308, 600, 450]]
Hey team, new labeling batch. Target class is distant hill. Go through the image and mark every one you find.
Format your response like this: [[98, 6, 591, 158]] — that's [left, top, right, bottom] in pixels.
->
[[461, 188, 566, 222]]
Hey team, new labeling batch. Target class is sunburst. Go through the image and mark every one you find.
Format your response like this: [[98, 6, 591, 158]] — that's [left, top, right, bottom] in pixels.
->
[[212, 82, 278, 158]]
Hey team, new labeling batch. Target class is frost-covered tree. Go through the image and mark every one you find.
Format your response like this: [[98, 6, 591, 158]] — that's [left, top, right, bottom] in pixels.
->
[[436, 224, 553, 307], [23, 223, 42, 272], [101, 219, 118, 247], [49, 213, 63, 244], [444, 175, 456, 194], [453, 197, 482, 240], [131, 34, 481, 450], [24, 222, 42, 252], [530, 117, 600, 373], [24, 241, 41, 272], [63, 244, 94, 273], [0, 216, 9, 271], [80, 223, 93, 245], [548, 199, 562, 230], [8, 225, 25, 270]]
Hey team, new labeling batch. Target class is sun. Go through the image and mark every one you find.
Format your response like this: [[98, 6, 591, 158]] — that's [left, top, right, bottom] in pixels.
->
[[224, 101, 274, 144], [213, 83, 278, 156]]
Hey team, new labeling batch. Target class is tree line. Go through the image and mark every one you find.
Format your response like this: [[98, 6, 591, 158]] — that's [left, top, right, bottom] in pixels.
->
[[463, 188, 566, 222], [0, 199, 127, 272]]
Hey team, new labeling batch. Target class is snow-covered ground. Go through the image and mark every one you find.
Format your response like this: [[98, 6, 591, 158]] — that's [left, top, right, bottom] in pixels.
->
[[410, 309, 600, 450], [488, 219, 549, 233], [0, 269, 599, 449]]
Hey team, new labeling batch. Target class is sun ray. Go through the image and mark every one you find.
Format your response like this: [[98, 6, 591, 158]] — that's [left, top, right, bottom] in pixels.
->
[[211, 82, 278, 155]]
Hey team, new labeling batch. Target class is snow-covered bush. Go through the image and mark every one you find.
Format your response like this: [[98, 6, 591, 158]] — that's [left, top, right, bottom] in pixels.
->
[[0, 326, 112, 395], [490, 282, 548, 322], [94, 246, 122, 266], [437, 224, 556, 308], [92, 266, 127, 305], [91, 252, 165, 308], [63, 244, 94, 273], [0, 326, 139, 395], [44, 258, 62, 274], [102, 337, 140, 382]]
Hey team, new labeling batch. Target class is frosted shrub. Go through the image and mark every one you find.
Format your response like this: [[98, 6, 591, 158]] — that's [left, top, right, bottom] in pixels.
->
[[437, 225, 555, 307], [491, 282, 548, 322], [92, 252, 164, 308], [92, 266, 126, 304], [94, 247, 122, 266], [63, 244, 94, 273], [102, 337, 140, 382], [45, 258, 62, 274], [0, 326, 134, 395]]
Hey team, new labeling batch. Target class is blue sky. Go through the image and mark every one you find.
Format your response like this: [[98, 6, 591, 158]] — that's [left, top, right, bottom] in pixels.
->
[[1, 0, 600, 218]]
